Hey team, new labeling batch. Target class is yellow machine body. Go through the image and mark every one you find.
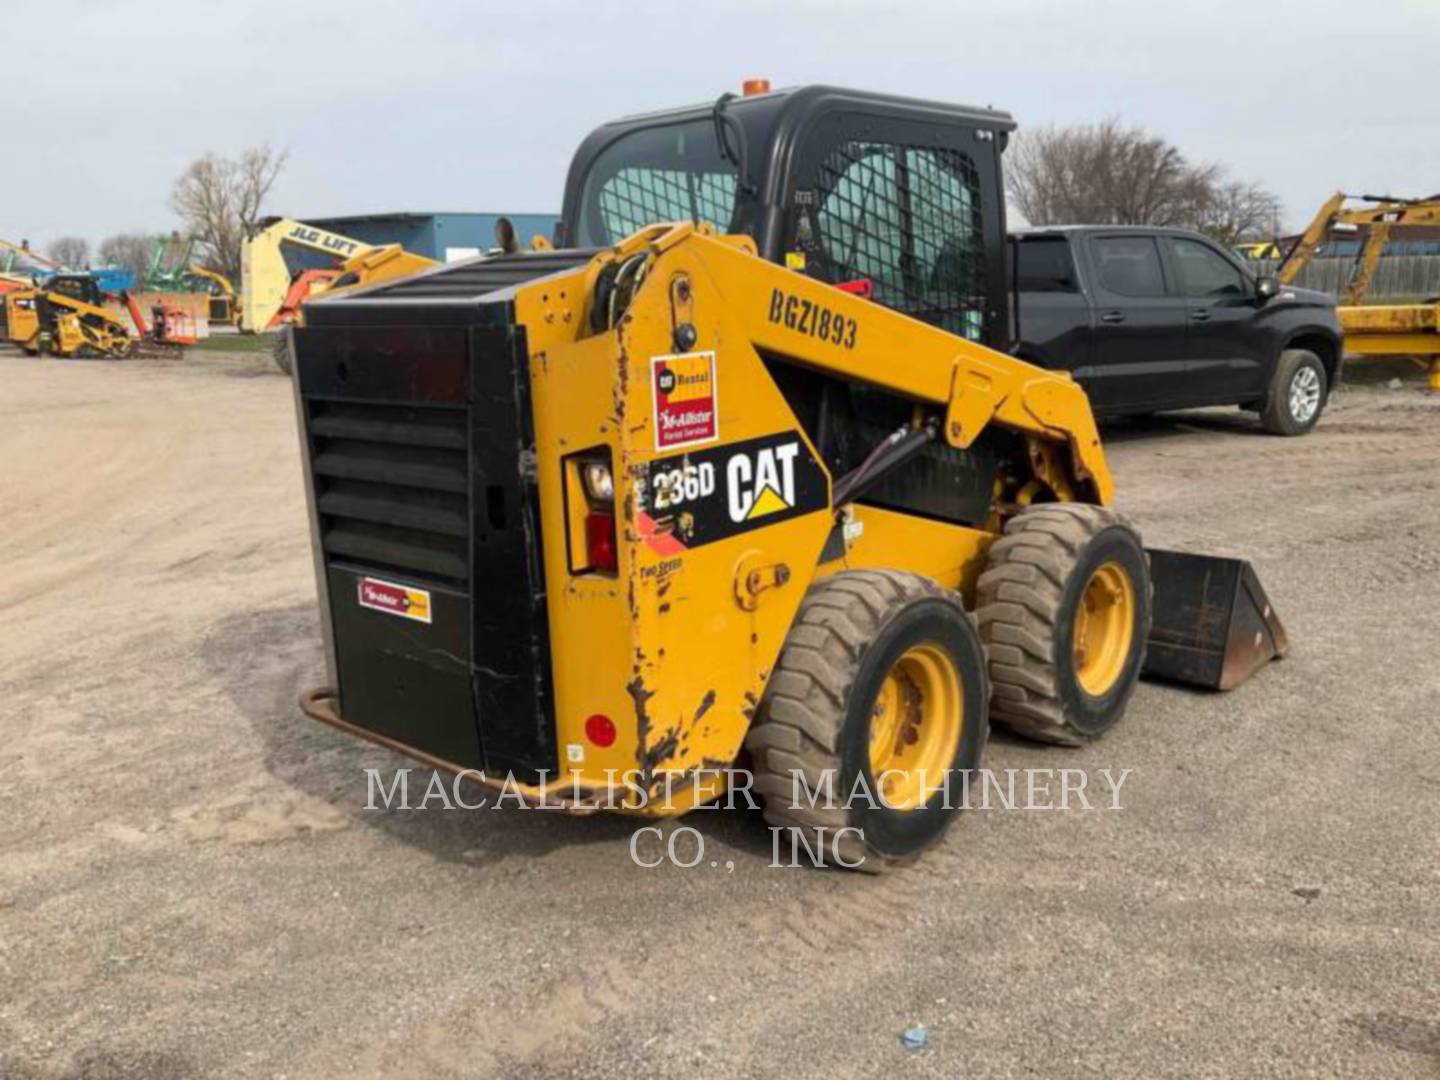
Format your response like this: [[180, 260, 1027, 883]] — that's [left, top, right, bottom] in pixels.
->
[[4, 290, 40, 343], [306, 224, 1110, 813], [3, 287, 134, 358]]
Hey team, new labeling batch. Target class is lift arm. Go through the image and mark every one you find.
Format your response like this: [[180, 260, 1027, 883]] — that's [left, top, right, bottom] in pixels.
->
[[676, 229, 1113, 504], [187, 265, 235, 300], [145, 235, 201, 290], [521, 222, 1114, 506], [0, 238, 61, 275]]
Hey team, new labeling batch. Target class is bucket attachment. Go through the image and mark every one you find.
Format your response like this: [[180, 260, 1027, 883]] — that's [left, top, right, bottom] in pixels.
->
[[1143, 549, 1288, 691]]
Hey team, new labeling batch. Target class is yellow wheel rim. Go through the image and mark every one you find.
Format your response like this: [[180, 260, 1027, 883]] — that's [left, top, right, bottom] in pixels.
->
[[1072, 560, 1137, 697], [868, 644, 963, 811]]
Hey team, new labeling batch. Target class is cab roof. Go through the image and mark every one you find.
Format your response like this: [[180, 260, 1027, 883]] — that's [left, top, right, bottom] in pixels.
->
[[589, 84, 1016, 132]]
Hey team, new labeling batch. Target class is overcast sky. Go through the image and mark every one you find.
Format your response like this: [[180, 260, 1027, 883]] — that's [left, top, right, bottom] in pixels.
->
[[5, 0, 1437, 254]]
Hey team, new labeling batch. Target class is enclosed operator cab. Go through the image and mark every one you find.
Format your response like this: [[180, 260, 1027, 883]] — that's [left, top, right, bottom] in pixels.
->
[[558, 85, 1014, 350]]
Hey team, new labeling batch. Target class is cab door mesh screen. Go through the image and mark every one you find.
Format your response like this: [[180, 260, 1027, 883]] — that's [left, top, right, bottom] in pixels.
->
[[805, 142, 986, 339]]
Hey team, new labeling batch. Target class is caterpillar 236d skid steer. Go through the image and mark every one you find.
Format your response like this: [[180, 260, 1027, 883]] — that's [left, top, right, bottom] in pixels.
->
[[292, 85, 1286, 869]]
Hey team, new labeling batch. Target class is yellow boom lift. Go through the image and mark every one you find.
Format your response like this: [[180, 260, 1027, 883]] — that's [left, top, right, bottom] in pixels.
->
[[239, 217, 438, 372], [1279, 192, 1440, 391], [290, 85, 1287, 869]]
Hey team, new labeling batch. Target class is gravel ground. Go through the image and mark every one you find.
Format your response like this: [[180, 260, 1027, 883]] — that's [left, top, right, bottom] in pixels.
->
[[0, 349, 1436, 1079]]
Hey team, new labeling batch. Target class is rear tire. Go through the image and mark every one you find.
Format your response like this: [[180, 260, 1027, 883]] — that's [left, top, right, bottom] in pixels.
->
[[977, 504, 1151, 746], [272, 328, 294, 376], [747, 570, 988, 872], [1261, 349, 1327, 435]]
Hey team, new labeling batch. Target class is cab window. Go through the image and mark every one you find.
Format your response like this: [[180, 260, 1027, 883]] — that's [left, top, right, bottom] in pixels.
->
[[806, 140, 986, 339], [575, 120, 739, 247]]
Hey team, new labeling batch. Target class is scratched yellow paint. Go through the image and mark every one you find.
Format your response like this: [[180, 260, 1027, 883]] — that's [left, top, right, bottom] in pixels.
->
[[503, 224, 1109, 814]]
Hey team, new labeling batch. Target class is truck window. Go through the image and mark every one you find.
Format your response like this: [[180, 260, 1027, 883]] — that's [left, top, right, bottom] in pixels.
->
[[1092, 236, 1167, 298], [575, 120, 739, 247], [1015, 236, 1077, 292], [1166, 237, 1246, 297]]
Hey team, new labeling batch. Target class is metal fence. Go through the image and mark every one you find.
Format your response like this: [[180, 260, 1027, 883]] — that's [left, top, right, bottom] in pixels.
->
[[1250, 255, 1440, 301]]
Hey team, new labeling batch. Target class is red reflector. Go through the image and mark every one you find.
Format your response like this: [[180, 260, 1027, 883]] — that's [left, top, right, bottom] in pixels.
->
[[835, 278, 874, 299], [585, 511, 618, 572], [585, 713, 617, 747]]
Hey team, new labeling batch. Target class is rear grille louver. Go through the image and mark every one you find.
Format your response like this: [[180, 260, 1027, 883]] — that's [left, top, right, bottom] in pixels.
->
[[308, 399, 469, 585]]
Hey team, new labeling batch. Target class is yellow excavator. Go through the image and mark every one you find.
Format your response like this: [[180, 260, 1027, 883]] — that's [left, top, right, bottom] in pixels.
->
[[1279, 192, 1440, 392], [184, 265, 238, 326], [290, 84, 1287, 870]]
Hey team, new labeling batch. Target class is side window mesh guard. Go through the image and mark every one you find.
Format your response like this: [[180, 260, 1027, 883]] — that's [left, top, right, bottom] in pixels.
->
[[805, 141, 986, 340]]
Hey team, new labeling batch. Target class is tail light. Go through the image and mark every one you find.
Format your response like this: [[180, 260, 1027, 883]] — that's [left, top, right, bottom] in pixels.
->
[[584, 511, 618, 572], [565, 448, 618, 576]]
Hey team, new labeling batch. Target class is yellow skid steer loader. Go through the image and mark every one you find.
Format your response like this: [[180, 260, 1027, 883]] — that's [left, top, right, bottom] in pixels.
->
[[291, 86, 1285, 868]]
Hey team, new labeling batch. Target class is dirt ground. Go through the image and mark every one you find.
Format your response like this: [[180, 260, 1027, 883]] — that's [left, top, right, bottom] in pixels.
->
[[1, 348, 1437, 1079]]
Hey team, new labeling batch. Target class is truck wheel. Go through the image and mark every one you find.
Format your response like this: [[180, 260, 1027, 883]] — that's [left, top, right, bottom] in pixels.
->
[[272, 329, 294, 376], [747, 570, 988, 871], [1261, 349, 1327, 435], [977, 504, 1151, 746]]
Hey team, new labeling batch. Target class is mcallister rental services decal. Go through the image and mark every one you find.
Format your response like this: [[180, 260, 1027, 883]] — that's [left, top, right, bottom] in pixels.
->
[[651, 351, 718, 451]]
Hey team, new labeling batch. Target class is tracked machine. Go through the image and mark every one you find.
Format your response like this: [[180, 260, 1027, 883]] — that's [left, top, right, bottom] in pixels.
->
[[292, 85, 1286, 868], [4, 272, 193, 357]]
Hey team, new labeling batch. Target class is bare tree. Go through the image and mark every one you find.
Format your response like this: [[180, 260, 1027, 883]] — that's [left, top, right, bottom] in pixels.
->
[[48, 236, 90, 269], [170, 144, 288, 282], [1195, 180, 1284, 247], [98, 233, 156, 285], [1006, 119, 1276, 244]]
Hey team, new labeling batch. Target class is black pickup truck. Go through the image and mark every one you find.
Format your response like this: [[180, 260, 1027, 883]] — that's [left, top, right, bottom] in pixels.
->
[[1011, 226, 1342, 435]]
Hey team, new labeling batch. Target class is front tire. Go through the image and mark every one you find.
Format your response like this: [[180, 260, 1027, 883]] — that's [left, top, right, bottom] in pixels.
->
[[977, 504, 1151, 746], [1261, 348, 1327, 435], [747, 570, 988, 871]]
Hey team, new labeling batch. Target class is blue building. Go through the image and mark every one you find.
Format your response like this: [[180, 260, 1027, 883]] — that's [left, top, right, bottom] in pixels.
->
[[303, 211, 560, 262]]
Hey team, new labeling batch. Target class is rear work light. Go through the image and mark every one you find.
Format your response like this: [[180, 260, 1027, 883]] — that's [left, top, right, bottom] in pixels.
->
[[582, 460, 614, 501]]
